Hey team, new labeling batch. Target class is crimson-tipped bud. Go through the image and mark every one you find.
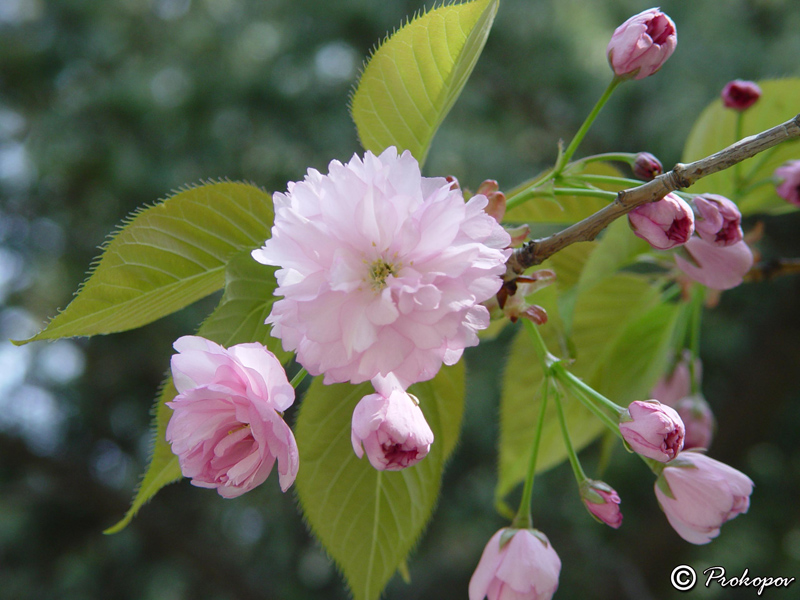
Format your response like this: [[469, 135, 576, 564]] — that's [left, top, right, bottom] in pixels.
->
[[655, 451, 753, 544], [628, 193, 695, 250], [673, 395, 715, 450], [469, 528, 561, 600], [675, 237, 754, 290], [721, 80, 762, 111], [477, 179, 506, 223], [581, 480, 623, 529], [619, 400, 685, 462], [693, 194, 743, 247], [633, 152, 664, 181], [607, 8, 677, 80], [775, 159, 800, 207]]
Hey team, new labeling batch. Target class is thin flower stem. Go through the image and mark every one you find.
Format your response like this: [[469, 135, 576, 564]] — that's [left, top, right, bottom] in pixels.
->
[[512, 377, 550, 530], [553, 366, 624, 437], [552, 380, 587, 485], [688, 285, 704, 395], [569, 152, 638, 168], [289, 367, 308, 389], [556, 78, 623, 173], [507, 187, 619, 211], [734, 112, 745, 192], [573, 174, 644, 188], [506, 168, 554, 200], [552, 363, 624, 418]]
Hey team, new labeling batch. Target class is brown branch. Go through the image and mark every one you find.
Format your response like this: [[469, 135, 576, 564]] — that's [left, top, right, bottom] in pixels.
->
[[506, 113, 800, 278], [744, 258, 800, 282]]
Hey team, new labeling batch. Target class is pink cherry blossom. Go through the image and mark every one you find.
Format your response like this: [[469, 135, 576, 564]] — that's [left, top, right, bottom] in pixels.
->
[[607, 8, 677, 80], [632, 152, 663, 181], [628, 193, 694, 250], [673, 395, 716, 450], [693, 194, 743, 246], [581, 480, 623, 529], [619, 400, 685, 462], [351, 373, 434, 471], [651, 353, 695, 406], [655, 451, 753, 544], [775, 160, 800, 206], [469, 528, 561, 600], [166, 336, 299, 498], [721, 80, 761, 111], [675, 237, 754, 290], [252, 148, 511, 387]]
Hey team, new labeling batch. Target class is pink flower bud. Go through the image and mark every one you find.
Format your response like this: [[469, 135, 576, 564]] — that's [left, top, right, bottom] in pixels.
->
[[673, 395, 715, 450], [693, 194, 743, 246], [619, 400, 685, 462], [632, 152, 664, 181], [477, 179, 507, 223], [651, 352, 696, 406], [607, 8, 677, 80], [166, 336, 299, 498], [469, 528, 561, 600], [674, 237, 754, 290], [775, 159, 800, 206], [655, 451, 753, 544], [628, 193, 695, 250], [351, 374, 434, 471], [721, 80, 762, 111], [581, 480, 623, 529]]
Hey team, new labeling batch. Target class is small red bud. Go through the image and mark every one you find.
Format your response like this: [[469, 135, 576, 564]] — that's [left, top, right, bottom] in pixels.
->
[[721, 80, 761, 111], [633, 152, 663, 181]]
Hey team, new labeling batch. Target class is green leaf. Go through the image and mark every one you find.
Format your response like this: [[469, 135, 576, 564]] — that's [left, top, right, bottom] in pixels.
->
[[504, 163, 627, 224], [20, 182, 273, 344], [350, 0, 499, 166], [682, 78, 800, 215], [497, 274, 675, 501], [295, 363, 465, 600], [105, 250, 285, 533], [576, 218, 650, 296]]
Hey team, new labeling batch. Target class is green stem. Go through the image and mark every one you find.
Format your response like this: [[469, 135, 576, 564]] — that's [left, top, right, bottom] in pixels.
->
[[556, 77, 624, 174], [742, 146, 779, 185], [572, 174, 643, 188], [512, 377, 551, 530], [553, 365, 624, 437], [289, 367, 308, 389], [734, 112, 745, 193], [506, 187, 618, 211], [569, 152, 638, 168], [688, 286, 704, 395], [552, 380, 587, 485]]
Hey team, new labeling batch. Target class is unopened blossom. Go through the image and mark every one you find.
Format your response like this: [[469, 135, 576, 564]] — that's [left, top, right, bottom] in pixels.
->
[[476, 179, 506, 223], [628, 193, 694, 250], [581, 480, 623, 529], [607, 8, 677, 80], [632, 152, 663, 181], [775, 160, 800, 206], [619, 400, 685, 462], [675, 237, 754, 290], [673, 395, 715, 450], [469, 528, 561, 600], [693, 194, 743, 247], [252, 147, 511, 387], [651, 353, 695, 406], [721, 80, 761, 111], [166, 336, 299, 498], [351, 373, 434, 471], [655, 451, 753, 544]]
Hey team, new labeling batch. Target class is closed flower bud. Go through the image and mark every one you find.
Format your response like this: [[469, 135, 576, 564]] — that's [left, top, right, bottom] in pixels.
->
[[721, 80, 762, 111], [619, 400, 685, 462], [633, 152, 663, 181], [655, 451, 753, 544], [628, 193, 695, 250], [477, 179, 507, 223], [607, 8, 677, 80], [673, 395, 715, 450], [351, 374, 434, 471], [469, 528, 561, 600], [651, 352, 696, 407], [581, 480, 623, 529], [775, 159, 800, 207], [166, 336, 299, 498], [693, 194, 743, 247], [675, 237, 754, 290]]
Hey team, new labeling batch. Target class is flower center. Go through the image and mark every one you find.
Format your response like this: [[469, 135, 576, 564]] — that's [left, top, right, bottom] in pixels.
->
[[368, 257, 399, 291]]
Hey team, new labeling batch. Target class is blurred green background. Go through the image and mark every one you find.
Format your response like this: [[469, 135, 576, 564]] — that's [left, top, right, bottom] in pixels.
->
[[1, 0, 799, 598]]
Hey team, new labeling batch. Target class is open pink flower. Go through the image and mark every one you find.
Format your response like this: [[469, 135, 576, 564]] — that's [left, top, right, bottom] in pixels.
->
[[675, 237, 754, 290], [469, 528, 561, 600], [166, 336, 299, 498], [351, 374, 434, 471], [655, 451, 753, 544], [253, 148, 511, 387], [581, 480, 623, 529], [775, 160, 800, 206], [619, 400, 685, 462], [628, 193, 694, 250], [693, 194, 743, 246], [607, 8, 677, 80]]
